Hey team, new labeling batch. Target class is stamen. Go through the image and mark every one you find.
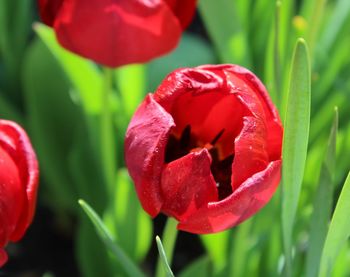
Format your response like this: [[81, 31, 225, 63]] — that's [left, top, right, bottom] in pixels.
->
[[211, 129, 225, 145]]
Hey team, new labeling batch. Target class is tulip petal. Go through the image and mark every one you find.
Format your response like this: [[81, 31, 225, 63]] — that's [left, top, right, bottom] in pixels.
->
[[53, 0, 182, 67], [38, 0, 64, 26], [164, 0, 197, 29], [178, 160, 281, 234], [0, 145, 23, 247], [0, 120, 39, 242], [154, 67, 225, 112], [231, 116, 269, 191], [0, 249, 8, 267], [125, 94, 175, 217], [225, 66, 283, 161], [161, 148, 218, 220]]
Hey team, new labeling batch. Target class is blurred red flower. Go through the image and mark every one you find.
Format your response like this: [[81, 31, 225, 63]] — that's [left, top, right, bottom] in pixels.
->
[[125, 64, 283, 234], [38, 0, 197, 67], [0, 120, 39, 267]]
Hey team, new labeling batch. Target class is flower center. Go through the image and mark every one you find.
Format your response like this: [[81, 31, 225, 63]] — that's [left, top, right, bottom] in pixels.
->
[[165, 125, 234, 200]]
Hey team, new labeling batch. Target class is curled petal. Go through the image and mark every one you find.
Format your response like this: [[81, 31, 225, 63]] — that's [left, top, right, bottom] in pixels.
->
[[0, 120, 39, 242], [161, 149, 218, 221], [231, 116, 269, 191], [225, 65, 283, 160], [125, 94, 175, 217], [53, 0, 182, 67], [178, 160, 281, 234], [154, 67, 225, 111]]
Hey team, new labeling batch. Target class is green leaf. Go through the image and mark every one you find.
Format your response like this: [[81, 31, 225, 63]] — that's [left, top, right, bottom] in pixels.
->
[[115, 64, 147, 120], [200, 231, 230, 273], [34, 23, 103, 115], [319, 0, 350, 53], [76, 218, 114, 277], [228, 220, 253, 277], [0, 92, 23, 124], [198, 0, 250, 66], [319, 172, 350, 276], [22, 38, 81, 212], [78, 200, 146, 277], [104, 169, 152, 261], [178, 256, 211, 277], [305, 109, 338, 277], [155, 218, 178, 277], [156, 236, 175, 277], [305, 0, 327, 58], [281, 38, 311, 276]]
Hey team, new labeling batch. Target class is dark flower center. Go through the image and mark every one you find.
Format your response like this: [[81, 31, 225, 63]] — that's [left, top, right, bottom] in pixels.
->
[[165, 125, 234, 200]]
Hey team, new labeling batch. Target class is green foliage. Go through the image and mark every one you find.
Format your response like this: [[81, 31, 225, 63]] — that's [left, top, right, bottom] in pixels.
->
[[281, 38, 311, 276]]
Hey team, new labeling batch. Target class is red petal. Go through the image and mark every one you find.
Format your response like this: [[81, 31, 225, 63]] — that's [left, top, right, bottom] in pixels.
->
[[161, 149, 218, 221], [177, 160, 281, 234], [163, 0, 197, 29], [53, 0, 182, 67], [38, 0, 64, 26], [0, 120, 39, 242], [0, 249, 8, 268], [0, 145, 23, 247], [231, 116, 269, 191], [154, 67, 225, 111], [225, 65, 283, 161], [125, 94, 175, 217]]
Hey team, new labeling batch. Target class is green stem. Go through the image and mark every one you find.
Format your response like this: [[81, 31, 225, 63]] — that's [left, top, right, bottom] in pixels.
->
[[101, 67, 117, 193], [155, 218, 179, 277]]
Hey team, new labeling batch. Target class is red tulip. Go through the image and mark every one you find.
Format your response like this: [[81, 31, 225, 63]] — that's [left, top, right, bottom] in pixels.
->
[[125, 64, 283, 234], [0, 120, 39, 267], [38, 0, 197, 67]]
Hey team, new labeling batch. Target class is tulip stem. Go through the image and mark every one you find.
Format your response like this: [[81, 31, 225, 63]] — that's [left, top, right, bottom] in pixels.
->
[[101, 67, 117, 193], [155, 218, 178, 277]]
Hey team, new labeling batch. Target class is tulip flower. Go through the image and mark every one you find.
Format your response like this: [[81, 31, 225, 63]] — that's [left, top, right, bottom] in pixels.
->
[[0, 120, 39, 267], [125, 64, 283, 234], [38, 0, 197, 67]]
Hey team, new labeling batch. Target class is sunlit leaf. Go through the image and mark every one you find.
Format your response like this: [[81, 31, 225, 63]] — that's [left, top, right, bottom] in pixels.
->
[[78, 200, 146, 277], [281, 38, 311, 276], [319, 172, 350, 276], [305, 109, 338, 277]]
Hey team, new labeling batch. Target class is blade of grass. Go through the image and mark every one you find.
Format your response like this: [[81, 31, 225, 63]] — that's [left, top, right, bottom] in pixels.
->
[[319, 0, 350, 53], [274, 1, 282, 107], [279, 0, 294, 64], [305, 108, 338, 277], [281, 38, 311, 277], [78, 200, 145, 277], [306, 0, 327, 58], [155, 236, 175, 277], [155, 218, 178, 277], [319, 172, 350, 277]]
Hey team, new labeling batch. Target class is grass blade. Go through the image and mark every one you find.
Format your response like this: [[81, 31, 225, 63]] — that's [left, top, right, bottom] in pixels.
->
[[305, 108, 338, 277], [281, 38, 311, 276], [78, 200, 145, 277], [319, 172, 350, 277], [155, 236, 175, 277]]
